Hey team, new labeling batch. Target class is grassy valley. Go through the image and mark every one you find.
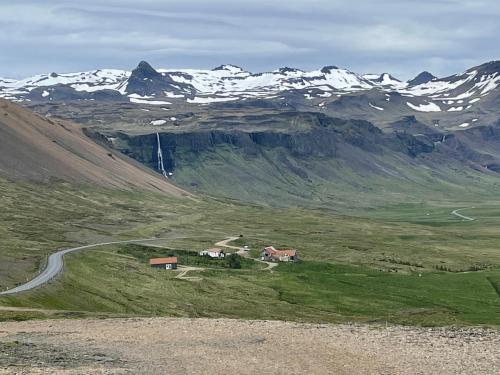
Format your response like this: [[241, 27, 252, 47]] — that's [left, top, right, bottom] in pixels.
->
[[1, 95, 500, 328], [1, 177, 500, 326]]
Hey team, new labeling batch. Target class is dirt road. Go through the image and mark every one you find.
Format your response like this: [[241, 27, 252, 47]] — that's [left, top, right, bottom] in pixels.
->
[[215, 237, 278, 271], [451, 208, 475, 221], [214, 236, 241, 250], [175, 266, 204, 281]]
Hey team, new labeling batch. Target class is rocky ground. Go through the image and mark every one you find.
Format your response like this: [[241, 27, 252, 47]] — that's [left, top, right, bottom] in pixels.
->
[[0, 318, 499, 374]]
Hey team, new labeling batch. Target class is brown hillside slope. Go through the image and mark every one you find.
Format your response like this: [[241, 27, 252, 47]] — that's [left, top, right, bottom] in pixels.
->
[[0, 99, 187, 196]]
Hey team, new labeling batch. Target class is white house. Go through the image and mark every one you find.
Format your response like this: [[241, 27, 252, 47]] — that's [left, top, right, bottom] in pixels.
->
[[199, 247, 225, 259]]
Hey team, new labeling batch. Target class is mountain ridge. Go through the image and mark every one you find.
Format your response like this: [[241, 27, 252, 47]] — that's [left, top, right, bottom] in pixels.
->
[[1, 59, 498, 99], [2, 60, 499, 128]]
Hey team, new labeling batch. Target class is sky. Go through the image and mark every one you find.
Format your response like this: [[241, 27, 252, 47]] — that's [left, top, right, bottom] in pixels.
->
[[1, 0, 499, 80]]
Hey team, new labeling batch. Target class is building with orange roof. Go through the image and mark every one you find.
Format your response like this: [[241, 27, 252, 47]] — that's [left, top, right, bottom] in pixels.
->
[[261, 246, 298, 262], [149, 257, 178, 270]]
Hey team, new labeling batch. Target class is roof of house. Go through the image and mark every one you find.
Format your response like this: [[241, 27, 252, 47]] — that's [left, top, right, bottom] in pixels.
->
[[275, 250, 296, 257], [149, 257, 178, 265], [263, 247, 296, 257]]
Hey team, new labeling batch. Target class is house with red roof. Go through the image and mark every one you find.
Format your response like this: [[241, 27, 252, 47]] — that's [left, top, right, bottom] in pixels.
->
[[261, 246, 298, 262], [149, 257, 178, 270]]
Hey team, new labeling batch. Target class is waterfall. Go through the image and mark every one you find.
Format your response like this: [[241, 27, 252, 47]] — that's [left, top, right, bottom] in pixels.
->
[[156, 132, 168, 178], [442, 134, 446, 143]]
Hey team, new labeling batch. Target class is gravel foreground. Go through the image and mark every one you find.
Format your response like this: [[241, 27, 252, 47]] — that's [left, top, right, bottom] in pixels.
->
[[0, 318, 499, 374]]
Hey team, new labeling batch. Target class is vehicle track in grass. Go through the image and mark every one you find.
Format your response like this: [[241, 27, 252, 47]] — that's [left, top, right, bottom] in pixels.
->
[[451, 208, 475, 221]]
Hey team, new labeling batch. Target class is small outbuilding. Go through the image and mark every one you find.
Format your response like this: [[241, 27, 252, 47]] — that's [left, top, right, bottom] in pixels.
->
[[199, 247, 225, 259], [261, 246, 298, 262], [149, 257, 178, 270]]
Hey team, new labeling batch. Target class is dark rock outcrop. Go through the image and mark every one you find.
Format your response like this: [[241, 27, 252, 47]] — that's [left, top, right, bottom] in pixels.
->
[[26, 85, 124, 102], [408, 71, 436, 86], [125, 61, 195, 97]]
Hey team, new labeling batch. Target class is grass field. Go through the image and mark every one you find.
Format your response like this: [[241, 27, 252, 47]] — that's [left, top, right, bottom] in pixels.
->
[[1, 243, 499, 326], [1, 178, 500, 326], [0, 177, 198, 289]]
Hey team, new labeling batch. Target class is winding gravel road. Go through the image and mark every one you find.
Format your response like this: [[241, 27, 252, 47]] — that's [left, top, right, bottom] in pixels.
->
[[0, 238, 170, 296], [451, 208, 475, 221], [1, 236, 274, 296]]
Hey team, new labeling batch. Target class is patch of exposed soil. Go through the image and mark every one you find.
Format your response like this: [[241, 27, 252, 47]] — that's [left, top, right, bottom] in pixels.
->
[[0, 318, 499, 374]]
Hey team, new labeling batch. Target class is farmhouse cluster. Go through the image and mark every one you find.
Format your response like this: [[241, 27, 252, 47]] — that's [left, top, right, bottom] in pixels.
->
[[149, 244, 298, 270], [261, 246, 297, 262]]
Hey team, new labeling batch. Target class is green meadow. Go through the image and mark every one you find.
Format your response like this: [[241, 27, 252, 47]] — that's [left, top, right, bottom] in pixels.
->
[[1, 178, 500, 326], [2, 244, 499, 326]]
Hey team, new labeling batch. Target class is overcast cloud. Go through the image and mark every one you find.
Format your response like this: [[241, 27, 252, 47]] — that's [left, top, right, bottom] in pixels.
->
[[1, 0, 498, 79]]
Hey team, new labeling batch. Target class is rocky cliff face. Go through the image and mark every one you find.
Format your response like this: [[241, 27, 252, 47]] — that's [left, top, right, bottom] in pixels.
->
[[117, 113, 438, 173], [101, 109, 500, 207]]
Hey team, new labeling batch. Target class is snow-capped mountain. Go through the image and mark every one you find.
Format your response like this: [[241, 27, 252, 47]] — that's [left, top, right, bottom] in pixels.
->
[[363, 73, 404, 88], [0, 61, 388, 103], [167, 64, 376, 96], [0, 69, 129, 100], [396, 61, 500, 115], [1, 60, 499, 122]]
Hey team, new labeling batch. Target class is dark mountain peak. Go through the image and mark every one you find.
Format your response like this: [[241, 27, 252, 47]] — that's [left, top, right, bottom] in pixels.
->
[[408, 71, 436, 86], [321, 65, 339, 74], [132, 61, 160, 78], [276, 67, 302, 74], [212, 64, 244, 73], [126, 60, 195, 96], [137, 60, 154, 70]]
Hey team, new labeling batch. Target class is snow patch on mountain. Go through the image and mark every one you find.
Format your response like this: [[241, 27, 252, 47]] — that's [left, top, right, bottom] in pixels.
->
[[364, 73, 406, 88], [163, 91, 184, 98], [406, 102, 442, 112], [130, 98, 172, 105], [150, 119, 167, 126], [369, 103, 384, 111], [187, 96, 239, 104]]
